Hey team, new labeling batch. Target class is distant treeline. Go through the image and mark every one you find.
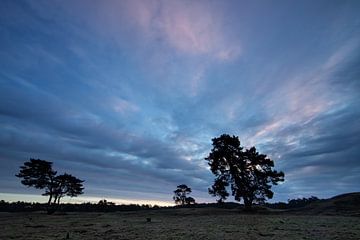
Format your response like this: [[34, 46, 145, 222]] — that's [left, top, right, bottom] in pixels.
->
[[0, 196, 322, 212], [266, 196, 322, 209], [0, 200, 241, 212], [0, 200, 158, 212]]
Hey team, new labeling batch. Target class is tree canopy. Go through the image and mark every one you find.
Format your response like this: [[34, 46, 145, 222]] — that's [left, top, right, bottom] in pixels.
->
[[16, 159, 57, 192], [16, 158, 84, 214], [205, 134, 284, 209], [52, 173, 84, 205]]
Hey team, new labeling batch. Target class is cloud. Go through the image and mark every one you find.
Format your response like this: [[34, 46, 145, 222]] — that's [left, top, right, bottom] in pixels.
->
[[64, 0, 241, 97], [112, 97, 139, 114], [122, 0, 240, 60], [322, 38, 359, 71], [0, 111, 210, 202], [246, 39, 360, 146], [0, 78, 206, 173]]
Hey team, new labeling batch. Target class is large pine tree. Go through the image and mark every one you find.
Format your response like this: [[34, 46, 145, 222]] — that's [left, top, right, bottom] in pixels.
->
[[205, 134, 284, 209]]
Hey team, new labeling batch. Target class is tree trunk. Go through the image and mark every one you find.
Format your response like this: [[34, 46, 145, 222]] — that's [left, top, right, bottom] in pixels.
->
[[47, 195, 58, 215], [243, 198, 252, 211], [47, 177, 55, 214], [46, 194, 55, 215], [54, 196, 62, 212], [47, 194, 52, 206]]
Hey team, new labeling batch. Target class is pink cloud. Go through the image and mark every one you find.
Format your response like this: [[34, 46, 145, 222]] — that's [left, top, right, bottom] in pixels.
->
[[112, 97, 139, 114], [58, 0, 241, 96], [244, 41, 359, 148], [122, 0, 240, 60]]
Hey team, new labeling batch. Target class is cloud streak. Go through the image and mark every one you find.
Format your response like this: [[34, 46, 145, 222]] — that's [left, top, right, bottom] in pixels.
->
[[122, 0, 241, 59]]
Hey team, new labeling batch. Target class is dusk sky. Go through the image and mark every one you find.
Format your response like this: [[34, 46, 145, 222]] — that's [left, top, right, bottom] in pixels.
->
[[1, 0, 359, 205]]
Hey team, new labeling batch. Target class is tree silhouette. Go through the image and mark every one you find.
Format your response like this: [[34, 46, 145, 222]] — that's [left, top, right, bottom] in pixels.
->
[[98, 199, 115, 206], [185, 196, 196, 205], [173, 184, 193, 205], [205, 134, 284, 209], [16, 158, 84, 214], [16, 159, 57, 210], [52, 173, 84, 205]]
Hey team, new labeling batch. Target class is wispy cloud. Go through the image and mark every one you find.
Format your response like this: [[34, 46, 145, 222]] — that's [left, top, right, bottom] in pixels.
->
[[122, 0, 240, 60], [65, 0, 241, 96], [250, 39, 360, 145], [112, 97, 139, 114]]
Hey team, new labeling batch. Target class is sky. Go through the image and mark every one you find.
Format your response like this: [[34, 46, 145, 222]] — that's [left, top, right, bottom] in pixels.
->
[[0, 0, 359, 205]]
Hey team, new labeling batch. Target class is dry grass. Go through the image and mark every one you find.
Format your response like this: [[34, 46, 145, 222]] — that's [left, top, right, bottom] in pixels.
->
[[1, 208, 359, 239]]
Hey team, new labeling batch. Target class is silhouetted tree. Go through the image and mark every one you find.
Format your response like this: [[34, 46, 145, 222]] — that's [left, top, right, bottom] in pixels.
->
[[173, 184, 192, 205], [16, 158, 84, 214], [52, 173, 84, 206], [205, 134, 284, 209], [16, 159, 57, 213], [98, 199, 108, 205], [185, 196, 196, 205], [98, 199, 115, 206]]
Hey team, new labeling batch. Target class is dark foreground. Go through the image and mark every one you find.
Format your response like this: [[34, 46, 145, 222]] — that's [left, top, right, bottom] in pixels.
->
[[1, 208, 359, 240]]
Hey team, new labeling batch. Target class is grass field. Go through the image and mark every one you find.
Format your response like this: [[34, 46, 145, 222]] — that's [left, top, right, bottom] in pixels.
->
[[1, 208, 360, 240]]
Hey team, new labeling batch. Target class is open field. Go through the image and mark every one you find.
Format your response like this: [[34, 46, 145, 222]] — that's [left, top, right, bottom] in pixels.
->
[[1, 208, 359, 240]]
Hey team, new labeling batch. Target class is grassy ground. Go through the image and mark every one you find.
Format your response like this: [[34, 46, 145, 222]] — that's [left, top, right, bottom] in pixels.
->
[[1, 208, 359, 240]]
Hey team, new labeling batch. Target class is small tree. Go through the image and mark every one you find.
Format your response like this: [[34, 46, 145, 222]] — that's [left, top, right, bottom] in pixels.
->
[[173, 184, 193, 206], [98, 199, 115, 206], [185, 196, 196, 205], [98, 199, 108, 205], [16, 158, 84, 214], [205, 134, 284, 209]]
